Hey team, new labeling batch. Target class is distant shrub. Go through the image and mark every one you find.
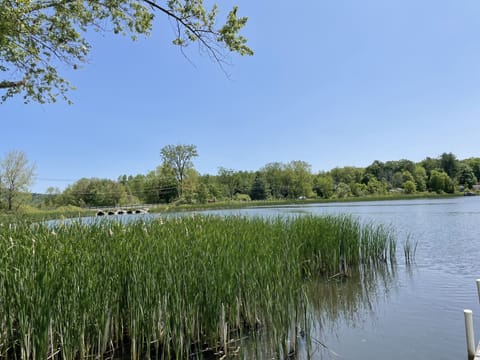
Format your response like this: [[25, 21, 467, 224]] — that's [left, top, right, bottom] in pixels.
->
[[234, 193, 251, 201], [403, 180, 416, 194]]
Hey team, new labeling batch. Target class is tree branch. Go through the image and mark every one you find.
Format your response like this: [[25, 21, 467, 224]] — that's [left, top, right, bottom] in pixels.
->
[[141, 0, 205, 35], [141, 0, 224, 63], [0, 80, 26, 89]]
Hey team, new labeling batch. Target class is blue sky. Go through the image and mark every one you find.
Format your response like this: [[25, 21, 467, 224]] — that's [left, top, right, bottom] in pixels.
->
[[2, 0, 480, 193]]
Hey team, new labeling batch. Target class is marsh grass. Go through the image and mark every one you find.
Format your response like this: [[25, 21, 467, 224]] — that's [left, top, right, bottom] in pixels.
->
[[403, 234, 418, 265], [0, 215, 395, 359]]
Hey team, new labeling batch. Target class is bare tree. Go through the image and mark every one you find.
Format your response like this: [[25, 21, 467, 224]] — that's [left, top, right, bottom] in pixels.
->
[[0, 150, 36, 211]]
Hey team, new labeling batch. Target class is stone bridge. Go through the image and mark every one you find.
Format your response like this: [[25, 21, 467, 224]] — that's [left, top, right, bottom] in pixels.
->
[[94, 205, 150, 217]]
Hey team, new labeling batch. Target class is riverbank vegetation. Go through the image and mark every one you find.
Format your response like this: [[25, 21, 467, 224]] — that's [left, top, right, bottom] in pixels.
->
[[0, 147, 479, 213], [0, 215, 395, 359], [0, 191, 459, 223], [0, 205, 95, 223]]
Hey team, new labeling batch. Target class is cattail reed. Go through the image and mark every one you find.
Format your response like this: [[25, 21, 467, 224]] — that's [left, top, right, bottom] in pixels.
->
[[0, 214, 395, 359]]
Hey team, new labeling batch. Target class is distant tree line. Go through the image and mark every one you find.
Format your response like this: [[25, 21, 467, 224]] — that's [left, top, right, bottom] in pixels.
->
[[37, 148, 480, 208]]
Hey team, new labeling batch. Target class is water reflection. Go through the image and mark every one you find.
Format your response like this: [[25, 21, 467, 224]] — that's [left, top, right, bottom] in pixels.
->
[[304, 262, 397, 359], [309, 263, 397, 326], [231, 262, 399, 360]]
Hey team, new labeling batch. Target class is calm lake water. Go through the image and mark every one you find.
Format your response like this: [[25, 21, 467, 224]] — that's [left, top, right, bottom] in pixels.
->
[[196, 196, 480, 359], [59, 196, 480, 359]]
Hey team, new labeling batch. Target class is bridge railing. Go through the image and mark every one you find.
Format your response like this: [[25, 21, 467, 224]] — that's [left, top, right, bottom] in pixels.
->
[[87, 204, 156, 210]]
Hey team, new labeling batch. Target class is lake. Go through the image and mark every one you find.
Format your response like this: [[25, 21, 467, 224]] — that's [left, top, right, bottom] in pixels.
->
[[195, 196, 480, 359]]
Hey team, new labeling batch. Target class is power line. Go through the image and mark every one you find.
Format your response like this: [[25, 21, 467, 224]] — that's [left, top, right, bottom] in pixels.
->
[[58, 184, 179, 197], [37, 177, 79, 182]]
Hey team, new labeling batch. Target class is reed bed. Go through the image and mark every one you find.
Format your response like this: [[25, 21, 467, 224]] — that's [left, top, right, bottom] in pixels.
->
[[0, 215, 395, 359]]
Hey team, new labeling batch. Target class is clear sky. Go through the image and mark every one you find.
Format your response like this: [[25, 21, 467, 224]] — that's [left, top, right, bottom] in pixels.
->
[[2, 0, 480, 193]]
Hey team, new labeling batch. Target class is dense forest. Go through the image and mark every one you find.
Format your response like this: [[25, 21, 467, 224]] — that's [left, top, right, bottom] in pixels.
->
[[35, 149, 480, 208]]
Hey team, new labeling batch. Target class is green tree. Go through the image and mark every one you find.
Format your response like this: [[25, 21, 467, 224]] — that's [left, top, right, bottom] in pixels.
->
[[382, 161, 398, 184], [428, 171, 444, 193], [196, 182, 209, 204], [260, 162, 288, 199], [0, 150, 36, 211], [217, 167, 238, 199], [91, 179, 128, 206], [334, 182, 352, 198], [456, 163, 478, 189], [160, 144, 198, 197], [60, 178, 90, 206], [402, 171, 415, 183], [413, 165, 427, 192], [397, 159, 416, 175], [399, 170, 415, 191], [182, 168, 200, 203], [284, 160, 314, 199], [216, 169, 254, 199], [120, 174, 147, 202], [234, 171, 255, 196], [313, 173, 334, 199], [330, 166, 363, 186], [403, 180, 416, 194], [250, 173, 268, 200], [351, 182, 368, 197], [1, 1, 252, 103], [391, 172, 404, 188], [61, 178, 127, 206], [381, 160, 415, 186], [364, 160, 385, 181], [365, 176, 387, 195], [142, 165, 178, 203], [44, 186, 61, 207], [440, 152, 459, 179], [198, 174, 222, 201], [463, 158, 480, 183], [429, 170, 454, 194], [420, 157, 441, 176]]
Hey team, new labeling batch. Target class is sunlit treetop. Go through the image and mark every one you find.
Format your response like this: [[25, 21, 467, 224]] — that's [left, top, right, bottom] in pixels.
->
[[0, 0, 253, 104]]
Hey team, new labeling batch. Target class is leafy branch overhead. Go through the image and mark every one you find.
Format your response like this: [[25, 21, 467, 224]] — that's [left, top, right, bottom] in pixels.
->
[[0, 0, 253, 104]]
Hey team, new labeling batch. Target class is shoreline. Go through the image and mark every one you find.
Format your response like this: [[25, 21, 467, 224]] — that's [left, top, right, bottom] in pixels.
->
[[0, 192, 469, 222]]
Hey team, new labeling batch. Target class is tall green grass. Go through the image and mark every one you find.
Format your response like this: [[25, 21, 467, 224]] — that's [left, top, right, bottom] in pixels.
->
[[0, 215, 395, 359]]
